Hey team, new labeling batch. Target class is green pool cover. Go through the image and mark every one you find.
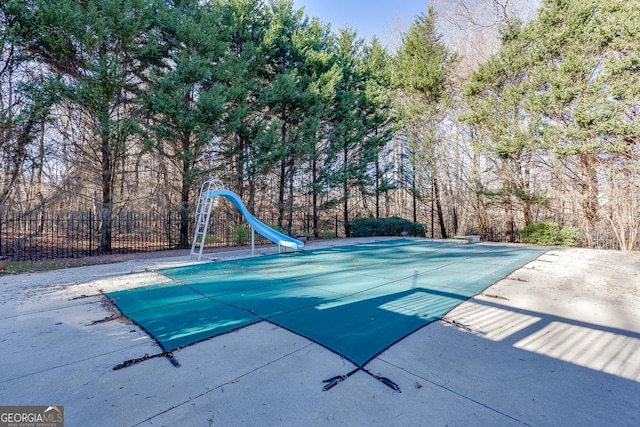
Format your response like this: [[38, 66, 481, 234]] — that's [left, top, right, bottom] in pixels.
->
[[108, 239, 545, 368]]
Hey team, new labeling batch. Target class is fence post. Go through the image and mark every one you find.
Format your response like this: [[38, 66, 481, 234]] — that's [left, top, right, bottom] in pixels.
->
[[89, 210, 93, 255], [168, 211, 172, 249]]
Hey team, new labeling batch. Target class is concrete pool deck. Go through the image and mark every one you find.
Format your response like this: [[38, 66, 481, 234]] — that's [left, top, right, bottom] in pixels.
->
[[1, 237, 639, 426]]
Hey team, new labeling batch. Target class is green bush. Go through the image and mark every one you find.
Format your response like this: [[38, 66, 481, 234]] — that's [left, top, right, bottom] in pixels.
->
[[268, 224, 287, 234], [558, 225, 579, 246], [320, 228, 336, 239], [520, 221, 578, 246], [345, 217, 425, 238], [204, 234, 221, 245], [232, 225, 251, 245]]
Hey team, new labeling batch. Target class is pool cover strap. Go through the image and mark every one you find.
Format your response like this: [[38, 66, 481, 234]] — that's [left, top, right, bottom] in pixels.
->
[[113, 351, 180, 370], [323, 367, 401, 392]]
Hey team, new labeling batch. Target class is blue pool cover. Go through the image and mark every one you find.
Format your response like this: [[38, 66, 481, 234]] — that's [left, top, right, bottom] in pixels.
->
[[108, 239, 545, 369]]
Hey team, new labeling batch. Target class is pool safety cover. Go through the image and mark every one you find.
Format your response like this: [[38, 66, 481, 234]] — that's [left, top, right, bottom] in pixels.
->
[[108, 239, 545, 368]]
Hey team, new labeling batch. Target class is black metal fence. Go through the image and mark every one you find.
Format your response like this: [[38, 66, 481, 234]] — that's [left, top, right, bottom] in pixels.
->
[[0, 210, 164, 261], [0, 209, 628, 262], [0, 209, 330, 262]]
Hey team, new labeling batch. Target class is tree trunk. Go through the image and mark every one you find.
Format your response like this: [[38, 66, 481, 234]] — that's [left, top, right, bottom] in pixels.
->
[[579, 153, 599, 248], [343, 144, 350, 236], [286, 158, 295, 235], [236, 135, 245, 200], [99, 131, 113, 253], [179, 171, 190, 249], [246, 141, 255, 214], [433, 175, 448, 239], [312, 158, 320, 238], [179, 130, 193, 249], [412, 169, 418, 223], [277, 158, 286, 229], [375, 156, 380, 218], [519, 152, 533, 225]]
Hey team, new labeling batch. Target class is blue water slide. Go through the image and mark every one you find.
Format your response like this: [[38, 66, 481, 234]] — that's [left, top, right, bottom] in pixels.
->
[[203, 189, 304, 250]]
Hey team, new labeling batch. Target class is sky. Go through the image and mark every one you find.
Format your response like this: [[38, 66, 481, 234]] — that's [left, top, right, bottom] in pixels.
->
[[292, 0, 430, 45]]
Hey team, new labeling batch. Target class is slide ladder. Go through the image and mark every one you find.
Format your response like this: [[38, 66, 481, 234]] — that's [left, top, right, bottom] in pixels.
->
[[190, 179, 222, 260], [190, 179, 304, 260]]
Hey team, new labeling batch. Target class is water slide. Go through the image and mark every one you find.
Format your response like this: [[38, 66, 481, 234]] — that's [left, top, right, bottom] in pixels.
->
[[203, 189, 305, 251]]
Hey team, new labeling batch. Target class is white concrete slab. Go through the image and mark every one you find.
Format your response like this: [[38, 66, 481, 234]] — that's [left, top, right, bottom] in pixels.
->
[[1, 239, 638, 426]]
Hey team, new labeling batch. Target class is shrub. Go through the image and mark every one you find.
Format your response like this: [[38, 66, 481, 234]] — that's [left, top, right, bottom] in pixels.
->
[[520, 221, 578, 246], [232, 225, 251, 245], [558, 225, 579, 246], [320, 228, 336, 239], [345, 217, 425, 238], [268, 224, 287, 234], [204, 234, 221, 245]]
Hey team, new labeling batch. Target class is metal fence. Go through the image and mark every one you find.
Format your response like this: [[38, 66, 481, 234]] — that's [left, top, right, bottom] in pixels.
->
[[0, 209, 629, 262], [0, 209, 317, 262]]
